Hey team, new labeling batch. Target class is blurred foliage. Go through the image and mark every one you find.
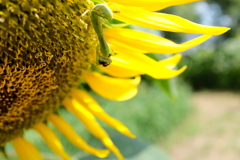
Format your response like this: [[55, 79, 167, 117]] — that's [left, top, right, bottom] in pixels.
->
[[90, 80, 192, 142], [179, 36, 240, 90], [80, 131, 173, 160], [207, 0, 240, 39]]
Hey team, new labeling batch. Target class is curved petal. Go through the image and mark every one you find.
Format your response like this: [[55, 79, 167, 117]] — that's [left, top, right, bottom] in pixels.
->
[[63, 98, 124, 160], [150, 65, 187, 79], [158, 54, 183, 69], [71, 89, 136, 138], [154, 13, 230, 35], [110, 56, 187, 79], [33, 123, 71, 160], [100, 64, 142, 78], [104, 28, 212, 54], [144, 0, 203, 11], [13, 137, 43, 160], [112, 44, 188, 79], [112, 4, 182, 32], [110, 4, 230, 34], [101, 41, 187, 79], [84, 71, 141, 101], [48, 114, 110, 158], [108, 0, 202, 9]]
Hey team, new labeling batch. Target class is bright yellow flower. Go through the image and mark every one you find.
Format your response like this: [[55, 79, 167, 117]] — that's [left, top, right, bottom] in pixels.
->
[[0, 0, 229, 160]]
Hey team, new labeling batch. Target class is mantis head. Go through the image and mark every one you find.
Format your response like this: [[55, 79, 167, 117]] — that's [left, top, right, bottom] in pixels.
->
[[92, 4, 113, 20]]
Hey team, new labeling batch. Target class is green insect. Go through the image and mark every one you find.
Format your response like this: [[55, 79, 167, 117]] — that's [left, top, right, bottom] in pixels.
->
[[82, 4, 115, 67]]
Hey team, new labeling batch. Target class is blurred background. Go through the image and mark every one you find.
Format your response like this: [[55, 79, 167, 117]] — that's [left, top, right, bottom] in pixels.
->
[[2, 0, 240, 160]]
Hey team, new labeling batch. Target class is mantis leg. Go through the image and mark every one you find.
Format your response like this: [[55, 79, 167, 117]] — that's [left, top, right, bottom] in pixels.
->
[[111, 3, 121, 13], [81, 9, 90, 18]]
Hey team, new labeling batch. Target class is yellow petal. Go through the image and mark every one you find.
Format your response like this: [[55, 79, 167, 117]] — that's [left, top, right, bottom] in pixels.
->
[[154, 13, 230, 35], [99, 48, 143, 78], [108, 0, 201, 7], [47, 114, 110, 158], [151, 65, 187, 79], [103, 44, 186, 79], [112, 4, 182, 32], [108, 0, 203, 11], [33, 123, 71, 160], [110, 4, 230, 34], [101, 44, 186, 80], [71, 89, 136, 138], [104, 28, 212, 54], [145, 0, 204, 11], [158, 54, 183, 69], [63, 98, 124, 160], [13, 137, 43, 160], [109, 55, 187, 79], [100, 63, 142, 78], [84, 71, 140, 101]]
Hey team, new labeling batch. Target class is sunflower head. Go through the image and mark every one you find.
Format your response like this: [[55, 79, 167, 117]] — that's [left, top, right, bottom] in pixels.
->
[[0, 0, 97, 146]]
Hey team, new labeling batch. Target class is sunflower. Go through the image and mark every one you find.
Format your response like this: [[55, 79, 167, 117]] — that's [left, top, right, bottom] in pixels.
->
[[0, 0, 229, 160]]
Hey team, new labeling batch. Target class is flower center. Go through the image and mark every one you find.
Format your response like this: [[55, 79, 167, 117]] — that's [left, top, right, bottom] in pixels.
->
[[0, 0, 97, 146]]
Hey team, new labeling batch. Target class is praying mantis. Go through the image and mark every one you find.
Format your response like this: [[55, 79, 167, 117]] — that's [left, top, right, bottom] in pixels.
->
[[82, 3, 115, 67]]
